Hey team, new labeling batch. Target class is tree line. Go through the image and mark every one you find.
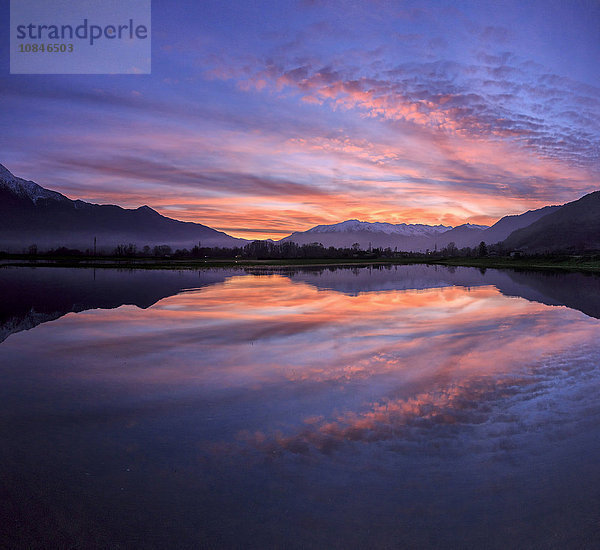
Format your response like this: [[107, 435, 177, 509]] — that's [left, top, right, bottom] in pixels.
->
[[5, 240, 599, 262], [8, 239, 497, 259]]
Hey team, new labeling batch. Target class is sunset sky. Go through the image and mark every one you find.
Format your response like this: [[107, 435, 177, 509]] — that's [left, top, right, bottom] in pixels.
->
[[2, 0, 599, 239]]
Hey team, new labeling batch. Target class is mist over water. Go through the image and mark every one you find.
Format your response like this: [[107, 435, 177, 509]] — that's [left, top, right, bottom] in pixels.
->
[[2, 265, 600, 548]]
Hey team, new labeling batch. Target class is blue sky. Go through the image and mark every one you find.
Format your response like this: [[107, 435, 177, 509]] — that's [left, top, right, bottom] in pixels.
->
[[1, 0, 599, 237]]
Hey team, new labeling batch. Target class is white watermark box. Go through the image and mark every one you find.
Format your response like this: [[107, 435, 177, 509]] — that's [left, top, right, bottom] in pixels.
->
[[10, 0, 151, 74]]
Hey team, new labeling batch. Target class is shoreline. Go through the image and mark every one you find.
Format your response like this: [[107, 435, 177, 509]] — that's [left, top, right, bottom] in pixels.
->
[[2, 256, 600, 273]]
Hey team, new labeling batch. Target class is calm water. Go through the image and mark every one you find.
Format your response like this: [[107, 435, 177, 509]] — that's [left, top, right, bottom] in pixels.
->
[[2, 265, 600, 548]]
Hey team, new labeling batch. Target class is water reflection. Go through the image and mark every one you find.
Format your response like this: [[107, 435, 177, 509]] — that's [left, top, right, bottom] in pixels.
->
[[2, 266, 600, 548], [37, 276, 596, 449], [0, 267, 237, 343], [2, 265, 600, 344]]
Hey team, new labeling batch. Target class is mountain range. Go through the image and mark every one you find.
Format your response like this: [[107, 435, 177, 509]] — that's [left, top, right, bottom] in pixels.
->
[[1, 163, 598, 253], [283, 204, 561, 251], [0, 164, 245, 252], [504, 191, 600, 252]]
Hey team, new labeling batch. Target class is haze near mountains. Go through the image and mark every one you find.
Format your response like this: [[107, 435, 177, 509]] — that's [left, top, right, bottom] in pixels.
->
[[0, 164, 246, 252], [1, 163, 598, 253], [286, 205, 561, 251]]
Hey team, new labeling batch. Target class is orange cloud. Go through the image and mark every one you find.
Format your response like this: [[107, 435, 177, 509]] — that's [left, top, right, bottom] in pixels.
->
[[24, 84, 598, 240]]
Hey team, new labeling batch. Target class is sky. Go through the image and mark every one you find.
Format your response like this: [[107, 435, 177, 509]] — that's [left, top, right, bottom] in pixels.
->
[[1, 0, 599, 239]]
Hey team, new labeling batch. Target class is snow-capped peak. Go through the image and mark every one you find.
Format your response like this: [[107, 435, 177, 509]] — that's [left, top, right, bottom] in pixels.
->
[[0, 164, 68, 204], [457, 223, 490, 230], [0, 164, 14, 180], [304, 219, 453, 237]]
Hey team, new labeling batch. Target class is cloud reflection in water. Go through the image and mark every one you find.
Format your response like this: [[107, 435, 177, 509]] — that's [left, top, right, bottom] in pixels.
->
[[24, 273, 600, 457]]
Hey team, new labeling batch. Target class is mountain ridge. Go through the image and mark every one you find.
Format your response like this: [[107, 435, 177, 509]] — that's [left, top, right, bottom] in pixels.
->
[[2, 163, 598, 253], [504, 191, 600, 252], [0, 164, 248, 252], [296, 219, 454, 236]]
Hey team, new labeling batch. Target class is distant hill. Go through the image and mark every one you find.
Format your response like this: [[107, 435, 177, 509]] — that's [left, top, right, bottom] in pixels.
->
[[428, 206, 563, 250], [503, 191, 600, 252], [480, 205, 561, 245], [429, 223, 488, 250], [279, 219, 453, 250], [0, 164, 248, 252], [279, 207, 573, 252], [281, 220, 496, 251], [3, 162, 597, 254]]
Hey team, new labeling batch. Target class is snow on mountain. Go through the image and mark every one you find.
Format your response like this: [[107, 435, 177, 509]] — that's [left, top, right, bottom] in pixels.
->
[[0, 163, 249, 251], [0, 163, 67, 204], [459, 223, 489, 230], [304, 219, 453, 236]]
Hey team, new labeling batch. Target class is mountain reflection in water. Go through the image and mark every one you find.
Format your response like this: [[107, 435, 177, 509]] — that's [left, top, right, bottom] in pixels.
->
[[2, 265, 600, 343], [1, 265, 600, 549]]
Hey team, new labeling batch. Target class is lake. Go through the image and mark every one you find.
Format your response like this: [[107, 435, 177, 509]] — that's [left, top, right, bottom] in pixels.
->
[[2, 265, 600, 548]]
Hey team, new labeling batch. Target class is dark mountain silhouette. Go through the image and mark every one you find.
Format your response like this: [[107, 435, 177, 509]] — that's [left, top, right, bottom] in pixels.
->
[[480, 205, 561, 245], [430, 206, 563, 249], [2, 163, 597, 254], [278, 204, 568, 252], [429, 223, 488, 249], [503, 191, 600, 252], [279, 214, 557, 252], [0, 164, 248, 252]]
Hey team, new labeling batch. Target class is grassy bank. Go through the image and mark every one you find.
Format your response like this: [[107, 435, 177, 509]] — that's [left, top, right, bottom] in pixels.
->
[[432, 256, 600, 272], [0, 256, 422, 270], [2, 254, 600, 272]]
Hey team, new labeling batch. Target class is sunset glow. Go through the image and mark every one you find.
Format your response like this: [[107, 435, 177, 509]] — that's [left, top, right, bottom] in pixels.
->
[[4, 265, 600, 547], [2, 0, 599, 239], [14, 271, 600, 451]]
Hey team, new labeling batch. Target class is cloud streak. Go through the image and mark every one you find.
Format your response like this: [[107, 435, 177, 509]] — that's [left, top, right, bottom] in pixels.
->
[[1, 0, 598, 238], [214, 51, 599, 173]]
